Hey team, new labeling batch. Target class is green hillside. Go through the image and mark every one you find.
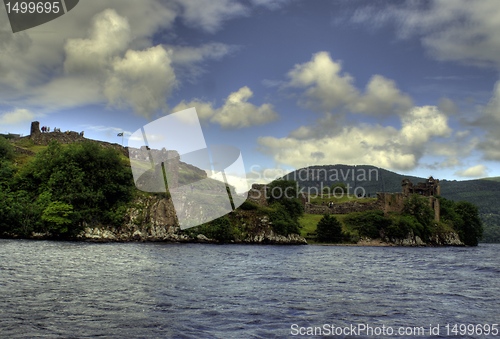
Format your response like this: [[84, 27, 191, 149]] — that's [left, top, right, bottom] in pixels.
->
[[284, 165, 500, 243], [482, 176, 500, 182]]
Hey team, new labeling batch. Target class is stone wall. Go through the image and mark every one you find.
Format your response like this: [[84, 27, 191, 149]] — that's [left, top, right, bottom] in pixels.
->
[[305, 200, 380, 214], [23, 128, 129, 157], [247, 184, 268, 206], [377, 192, 406, 214]]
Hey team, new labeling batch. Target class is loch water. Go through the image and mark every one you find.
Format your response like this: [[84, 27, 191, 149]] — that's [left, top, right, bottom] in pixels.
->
[[0, 240, 499, 338]]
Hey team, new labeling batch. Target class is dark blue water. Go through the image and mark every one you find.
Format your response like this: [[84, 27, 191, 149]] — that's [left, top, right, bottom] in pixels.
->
[[0, 240, 499, 338]]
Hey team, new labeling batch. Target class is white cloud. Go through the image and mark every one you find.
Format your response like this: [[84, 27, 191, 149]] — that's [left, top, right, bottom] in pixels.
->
[[173, 0, 248, 33], [104, 46, 177, 119], [258, 106, 452, 171], [455, 164, 488, 178], [286, 51, 412, 115], [287, 51, 358, 112], [351, 0, 500, 68], [64, 9, 131, 74], [172, 86, 279, 128], [0, 108, 36, 125], [351, 75, 413, 115], [400, 106, 451, 145]]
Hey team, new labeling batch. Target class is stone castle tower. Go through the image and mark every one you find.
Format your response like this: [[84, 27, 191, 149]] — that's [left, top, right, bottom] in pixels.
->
[[30, 121, 40, 137]]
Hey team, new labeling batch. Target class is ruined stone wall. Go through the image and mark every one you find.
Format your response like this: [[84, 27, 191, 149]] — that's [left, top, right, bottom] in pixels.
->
[[247, 184, 268, 206], [305, 200, 379, 214], [22, 131, 129, 157], [377, 193, 406, 214]]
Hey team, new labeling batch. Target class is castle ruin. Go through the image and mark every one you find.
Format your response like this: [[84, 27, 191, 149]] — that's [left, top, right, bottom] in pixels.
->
[[247, 176, 441, 222]]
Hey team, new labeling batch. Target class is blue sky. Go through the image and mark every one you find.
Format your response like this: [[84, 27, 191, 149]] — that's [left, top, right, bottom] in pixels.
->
[[1, 0, 500, 184]]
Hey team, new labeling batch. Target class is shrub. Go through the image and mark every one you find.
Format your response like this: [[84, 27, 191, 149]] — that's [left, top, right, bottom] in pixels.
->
[[238, 200, 259, 211], [343, 210, 390, 238], [269, 203, 301, 236], [0, 136, 14, 160], [453, 201, 483, 246]]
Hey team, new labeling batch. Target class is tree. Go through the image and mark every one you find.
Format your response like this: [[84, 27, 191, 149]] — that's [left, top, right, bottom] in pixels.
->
[[438, 197, 483, 246], [267, 179, 303, 235], [41, 201, 74, 235], [267, 179, 303, 218], [453, 201, 483, 246], [343, 210, 389, 238], [16, 141, 134, 234], [316, 214, 343, 243], [403, 194, 434, 238], [0, 136, 14, 161]]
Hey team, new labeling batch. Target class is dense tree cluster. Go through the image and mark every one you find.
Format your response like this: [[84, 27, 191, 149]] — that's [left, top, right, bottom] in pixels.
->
[[439, 197, 483, 246], [266, 179, 303, 235], [0, 138, 134, 237]]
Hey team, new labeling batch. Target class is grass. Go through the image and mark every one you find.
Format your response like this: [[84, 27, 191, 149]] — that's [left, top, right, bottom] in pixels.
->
[[299, 213, 350, 242], [299, 214, 323, 238]]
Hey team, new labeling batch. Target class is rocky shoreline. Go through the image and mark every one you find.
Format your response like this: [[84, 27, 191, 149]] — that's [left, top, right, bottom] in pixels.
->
[[3, 195, 465, 246]]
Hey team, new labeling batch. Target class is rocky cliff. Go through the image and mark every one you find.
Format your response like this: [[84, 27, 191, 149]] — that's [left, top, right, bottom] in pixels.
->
[[77, 195, 307, 245], [381, 230, 463, 246]]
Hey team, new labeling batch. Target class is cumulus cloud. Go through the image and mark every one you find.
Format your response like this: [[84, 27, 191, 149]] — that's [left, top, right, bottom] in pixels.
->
[[351, 75, 413, 115], [400, 106, 451, 145], [64, 9, 131, 74], [172, 86, 278, 128], [60, 9, 178, 119], [287, 51, 358, 112], [0, 1, 245, 117], [258, 106, 452, 171], [350, 0, 500, 68], [104, 46, 177, 118], [455, 164, 488, 178], [0, 108, 36, 125], [0, 0, 176, 94], [286, 51, 412, 115]]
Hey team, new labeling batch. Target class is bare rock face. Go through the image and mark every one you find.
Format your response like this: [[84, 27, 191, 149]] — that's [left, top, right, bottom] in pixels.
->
[[76, 195, 308, 244], [30, 121, 40, 136], [383, 230, 464, 246]]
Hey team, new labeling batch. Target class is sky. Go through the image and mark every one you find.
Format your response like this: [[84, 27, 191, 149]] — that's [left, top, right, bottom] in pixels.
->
[[1, 0, 500, 184]]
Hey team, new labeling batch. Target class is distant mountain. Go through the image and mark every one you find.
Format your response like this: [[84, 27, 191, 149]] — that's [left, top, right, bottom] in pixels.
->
[[283, 164, 500, 242]]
